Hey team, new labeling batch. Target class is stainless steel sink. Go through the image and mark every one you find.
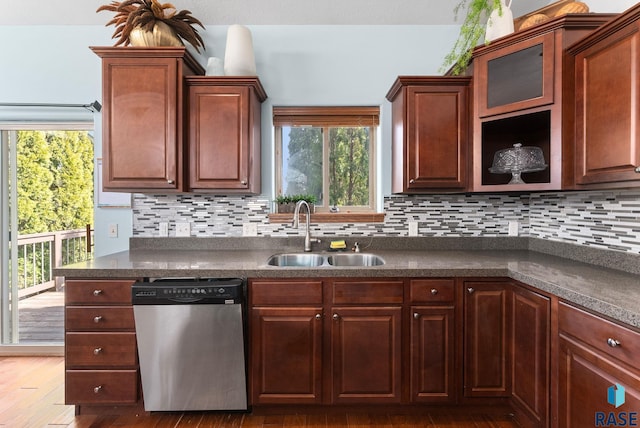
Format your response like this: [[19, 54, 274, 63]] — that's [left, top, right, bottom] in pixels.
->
[[326, 253, 385, 267], [266, 252, 385, 267], [266, 253, 325, 267]]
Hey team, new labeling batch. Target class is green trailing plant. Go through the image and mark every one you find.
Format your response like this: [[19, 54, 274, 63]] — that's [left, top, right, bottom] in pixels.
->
[[97, 0, 205, 52], [441, 0, 502, 76]]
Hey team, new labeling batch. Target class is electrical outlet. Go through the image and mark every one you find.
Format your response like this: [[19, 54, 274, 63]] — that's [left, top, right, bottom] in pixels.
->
[[508, 221, 519, 236], [408, 221, 419, 237], [108, 223, 118, 238], [175, 222, 191, 237], [243, 223, 258, 237], [159, 222, 169, 237]]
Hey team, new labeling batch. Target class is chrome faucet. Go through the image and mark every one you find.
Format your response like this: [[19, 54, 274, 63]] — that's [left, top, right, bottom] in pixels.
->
[[292, 200, 321, 252]]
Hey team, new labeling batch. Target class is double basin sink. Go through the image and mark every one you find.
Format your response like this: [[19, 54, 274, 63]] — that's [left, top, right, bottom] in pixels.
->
[[267, 252, 385, 267]]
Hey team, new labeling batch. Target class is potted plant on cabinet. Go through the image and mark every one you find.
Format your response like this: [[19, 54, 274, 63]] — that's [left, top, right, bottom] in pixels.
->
[[97, 0, 205, 52], [274, 194, 318, 214]]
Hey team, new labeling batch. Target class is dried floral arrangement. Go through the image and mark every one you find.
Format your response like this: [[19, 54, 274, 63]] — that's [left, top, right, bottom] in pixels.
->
[[97, 0, 205, 52]]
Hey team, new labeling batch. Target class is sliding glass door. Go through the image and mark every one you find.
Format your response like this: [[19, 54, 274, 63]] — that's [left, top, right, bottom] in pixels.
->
[[1, 130, 19, 344], [0, 126, 94, 348]]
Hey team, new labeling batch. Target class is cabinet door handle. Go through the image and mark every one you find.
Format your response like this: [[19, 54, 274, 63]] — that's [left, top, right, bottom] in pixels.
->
[[93, 347, 102, 355], [431, 288, 438, 295], [93, 385, 103, 394], [413, 312, 420, 319], [93, 289, 102, 296], [607, 338, 621, 348], [241, 180, 248, 185], [332, 314, 339, 320], [409, 178, 415, 184], [467, 287, 475, 294], [315, 313, 322, 320], [167, 179, 175, 184], [634, 166, 640, 173], [93, 316, 103, 323]]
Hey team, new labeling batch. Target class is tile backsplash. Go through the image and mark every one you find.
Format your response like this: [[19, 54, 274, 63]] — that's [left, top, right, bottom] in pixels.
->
[[132, 189, 640, 254]]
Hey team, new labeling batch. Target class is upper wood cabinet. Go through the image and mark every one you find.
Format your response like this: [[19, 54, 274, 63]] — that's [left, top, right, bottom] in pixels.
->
[[470, 15, 615, 192], [186, 77, 267, 194], [569, 5, 640, 189], [386, 76, 471, 193], [91, 47, 204, 192], [92, 48, 267, 195]]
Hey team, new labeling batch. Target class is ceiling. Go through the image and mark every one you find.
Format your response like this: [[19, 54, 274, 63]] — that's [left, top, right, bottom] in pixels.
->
[[2, 0, 551, 25]]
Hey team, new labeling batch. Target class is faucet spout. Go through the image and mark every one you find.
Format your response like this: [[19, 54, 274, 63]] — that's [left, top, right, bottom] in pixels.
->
[[292, 200, 320, 252]]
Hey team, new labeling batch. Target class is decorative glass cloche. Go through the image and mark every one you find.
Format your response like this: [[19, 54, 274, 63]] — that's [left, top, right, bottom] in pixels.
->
[[489, 143, 548, 184]]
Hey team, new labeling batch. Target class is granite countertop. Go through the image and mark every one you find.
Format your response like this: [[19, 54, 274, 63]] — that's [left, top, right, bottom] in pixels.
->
[[54, 237, 640, 329]]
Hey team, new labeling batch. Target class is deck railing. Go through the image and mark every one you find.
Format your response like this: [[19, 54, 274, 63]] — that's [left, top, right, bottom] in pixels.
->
[[15, 228, 93, 298]]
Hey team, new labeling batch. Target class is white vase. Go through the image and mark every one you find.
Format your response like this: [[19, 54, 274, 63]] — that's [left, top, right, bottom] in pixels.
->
[[224, 25, 257, 76], [485, 0, 515, 42], [206, 57, 225, 76]]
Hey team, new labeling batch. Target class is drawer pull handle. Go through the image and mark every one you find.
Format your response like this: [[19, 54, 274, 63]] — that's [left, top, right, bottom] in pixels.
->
[[93, 289, 102, 296], [94, 385, 103, 394], [315, 314, 322, 320], [93, 316, 103, 323], [467, 287, 475, 294], [93, 347, 103, 355], [414, 312, 420, 319], [607, 338, 621, 348], [431, 288, 438, 295]]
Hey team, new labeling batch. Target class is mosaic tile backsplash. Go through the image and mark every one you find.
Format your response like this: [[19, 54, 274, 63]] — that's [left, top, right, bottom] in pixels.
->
[[132, 189, 640, 254]]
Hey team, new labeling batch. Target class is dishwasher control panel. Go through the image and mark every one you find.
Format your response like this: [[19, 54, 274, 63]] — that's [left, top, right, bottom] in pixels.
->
[[132, 278, 244, 305]]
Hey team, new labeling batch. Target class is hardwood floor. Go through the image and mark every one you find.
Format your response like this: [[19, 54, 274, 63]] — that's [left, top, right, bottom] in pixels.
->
[[0, 356, 521, 427]]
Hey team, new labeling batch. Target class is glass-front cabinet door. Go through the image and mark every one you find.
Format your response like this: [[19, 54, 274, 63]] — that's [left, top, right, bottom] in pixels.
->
[[475, 32, 555, 118]]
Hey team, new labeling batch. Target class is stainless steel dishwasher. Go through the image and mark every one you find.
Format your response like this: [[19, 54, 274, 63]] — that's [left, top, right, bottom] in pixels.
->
[[132, 278, 247, 411]]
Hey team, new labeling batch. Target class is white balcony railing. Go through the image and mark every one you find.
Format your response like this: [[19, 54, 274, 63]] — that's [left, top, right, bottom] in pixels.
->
[[15, 227, 93, 298]]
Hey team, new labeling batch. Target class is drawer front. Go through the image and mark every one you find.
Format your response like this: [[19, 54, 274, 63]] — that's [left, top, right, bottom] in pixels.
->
[[250, 279, 323, 305], [559, 302, 640, 369], [66, 306, 134, 331], [409, 279, 455, 303], [65, 370, 138, 404], [65, 279, 135, 305], [65, 332, 137, 367], [332, 280, 404, 304]]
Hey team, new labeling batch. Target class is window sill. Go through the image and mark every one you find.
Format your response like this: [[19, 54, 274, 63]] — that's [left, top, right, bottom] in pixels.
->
[[268, 212, 385, 224]]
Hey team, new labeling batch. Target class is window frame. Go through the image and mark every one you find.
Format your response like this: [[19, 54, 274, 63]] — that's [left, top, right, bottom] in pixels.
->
[[273, 106, 379, 213]]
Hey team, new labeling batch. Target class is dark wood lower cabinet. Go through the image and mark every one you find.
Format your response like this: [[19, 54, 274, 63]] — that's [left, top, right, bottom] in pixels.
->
[[250, 307, 323, 405], [511, 285, 550, 428], [558, 302, 640, 428], [64, 279, 139, 409], [330, 307, 402, 404], [558, 336, 640, 428], [249, 279, 324, 405], [410, 306, 456, 403], [61, 274, 640, 428], [463, 280, 512, 398]]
